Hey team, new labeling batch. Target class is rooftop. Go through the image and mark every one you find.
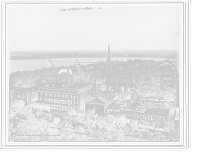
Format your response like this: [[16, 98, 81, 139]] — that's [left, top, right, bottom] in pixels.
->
[[144, 108, 169, 117], [135, 108, 147, 114], [107, 71, 138, 77], [123, 102, 139, 112], [138, 97, 166, 102], [111, 94, 130, 105], [25, 86, 38, 93], [99, 91, 114, 102], [87, 97, 106, 104], [42, 82, 92, 88]]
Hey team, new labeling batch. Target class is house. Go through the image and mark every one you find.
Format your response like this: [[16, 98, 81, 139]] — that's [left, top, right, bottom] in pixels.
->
[[122, 97, 169, 122], [138, 96, 167, 109], [106, 94, 131, 113], [85, 91, 115, 116]]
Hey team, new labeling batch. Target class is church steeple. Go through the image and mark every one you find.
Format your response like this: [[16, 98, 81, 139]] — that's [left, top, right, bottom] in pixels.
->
[[106, 45, 112, 73]]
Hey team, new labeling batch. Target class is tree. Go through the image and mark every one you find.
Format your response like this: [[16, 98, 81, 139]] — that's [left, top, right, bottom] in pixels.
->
[[9, 100, 25, 119], [129, 119, 138, 133], [84, 109, 97, 135], [58, 119, 75, 141], [163, 119, 174, 133], [14, 102, 53, 141], [114, 114, 129, 141]]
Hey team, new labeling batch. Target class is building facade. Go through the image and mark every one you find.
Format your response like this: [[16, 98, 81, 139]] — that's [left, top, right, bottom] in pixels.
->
[[56, 65, 84, 83], [85, 97, 106, 116], [24, 87, 38, 103], [122, 97, 169, 122], [38, 82, 92, 111], [106, 71, 140, 89], [85, 90, 116, 116], [138, 96, 167, 110]]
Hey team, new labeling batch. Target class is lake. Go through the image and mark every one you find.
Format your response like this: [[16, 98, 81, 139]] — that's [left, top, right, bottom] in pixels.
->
[[9, 57, 170, 74]]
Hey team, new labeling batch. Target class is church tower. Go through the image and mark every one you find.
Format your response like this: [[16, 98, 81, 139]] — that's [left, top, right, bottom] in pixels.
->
[[106, 45, 112, 73]]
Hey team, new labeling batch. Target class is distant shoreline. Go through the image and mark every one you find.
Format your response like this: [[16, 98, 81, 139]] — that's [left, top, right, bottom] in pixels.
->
[[9, 50, 179, 60], [10, 55, 177, 60]]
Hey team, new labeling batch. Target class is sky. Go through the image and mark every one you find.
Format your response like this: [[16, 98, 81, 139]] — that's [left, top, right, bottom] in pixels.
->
[[6, 3, 183, 53]]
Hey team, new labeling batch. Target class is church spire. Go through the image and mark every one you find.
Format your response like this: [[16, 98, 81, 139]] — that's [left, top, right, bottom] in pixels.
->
[[106, 45, 112, 72]]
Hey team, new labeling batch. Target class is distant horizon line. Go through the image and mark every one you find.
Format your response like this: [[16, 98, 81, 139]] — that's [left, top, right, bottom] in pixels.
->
[[10, 49, 179, 53]]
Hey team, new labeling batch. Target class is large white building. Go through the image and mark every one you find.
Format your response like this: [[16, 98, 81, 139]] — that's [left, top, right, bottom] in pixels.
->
[[38, 82, 92, 111]]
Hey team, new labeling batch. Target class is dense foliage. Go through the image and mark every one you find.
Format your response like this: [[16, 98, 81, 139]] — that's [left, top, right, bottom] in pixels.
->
[[10, 100, 177, 141]]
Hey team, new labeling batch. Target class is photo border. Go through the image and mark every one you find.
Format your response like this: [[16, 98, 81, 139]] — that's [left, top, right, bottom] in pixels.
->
[[1, 2, 191, 148]]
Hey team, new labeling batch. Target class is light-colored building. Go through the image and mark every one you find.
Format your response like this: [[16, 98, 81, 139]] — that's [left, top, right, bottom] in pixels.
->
[[145, 108, 169, 122], [38, 82, 93, 111], [122, 97, 169, 122], [24, 86, 38, 103], [137, 97, 166, 109], [56, 65, 84, 83]]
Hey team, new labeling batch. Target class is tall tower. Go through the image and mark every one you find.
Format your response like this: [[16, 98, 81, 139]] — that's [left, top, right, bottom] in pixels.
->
[[106, 44, 111, 72]]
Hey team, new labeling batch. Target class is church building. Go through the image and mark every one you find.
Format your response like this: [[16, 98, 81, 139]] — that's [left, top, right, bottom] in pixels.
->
[[106, 46, 140, 90]]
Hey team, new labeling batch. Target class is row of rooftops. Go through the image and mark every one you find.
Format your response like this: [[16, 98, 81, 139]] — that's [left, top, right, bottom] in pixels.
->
[[106, 71, 139, 77], [123, 101, 169, 116], [139, 95, 167, 102]]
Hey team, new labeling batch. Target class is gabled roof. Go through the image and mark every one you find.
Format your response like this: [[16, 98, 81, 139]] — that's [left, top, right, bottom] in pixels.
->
[[143, 96, 166, 102], [128, 101, 140, 111], [144, 108, 169, 117], [124, 102, 139, 112], [99, 91, 115, 102], [107, 71, 138, 77], [87, 97, 106, 104]]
